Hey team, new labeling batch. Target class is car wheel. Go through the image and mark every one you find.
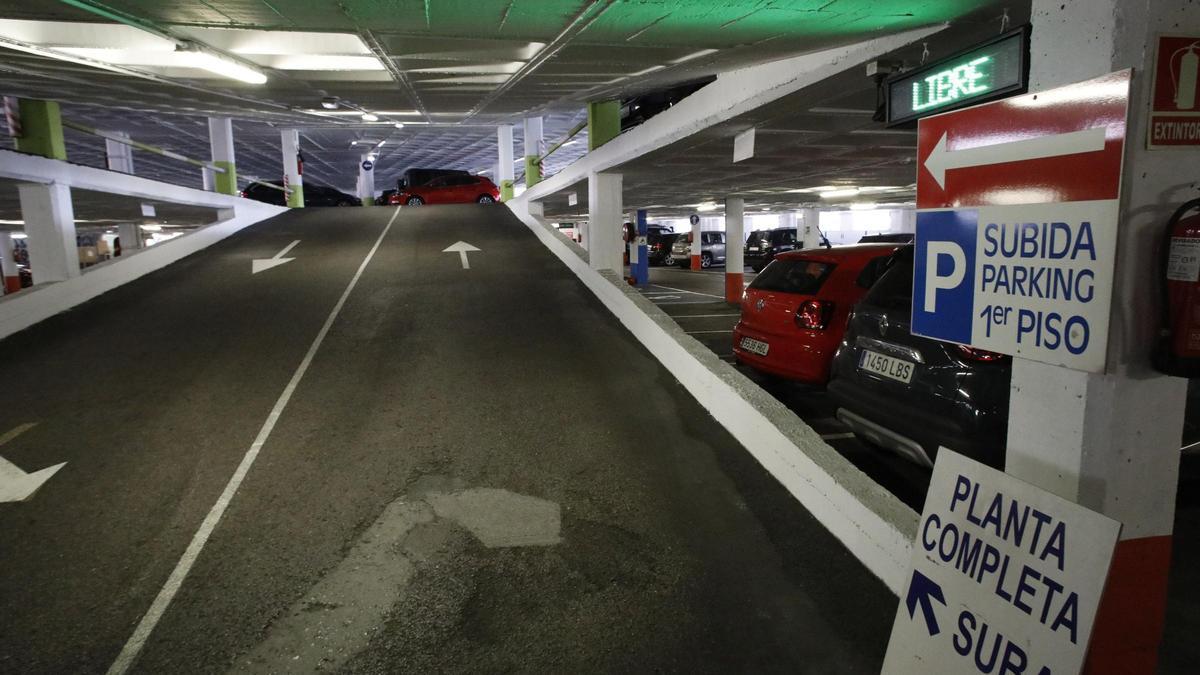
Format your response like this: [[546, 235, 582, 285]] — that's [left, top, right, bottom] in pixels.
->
[[337, 200, 354, 207], [406, 196, 424, 206], [701, 253, 712, 269], [477, 194, 496, 204], [663, 257, 675, 266]]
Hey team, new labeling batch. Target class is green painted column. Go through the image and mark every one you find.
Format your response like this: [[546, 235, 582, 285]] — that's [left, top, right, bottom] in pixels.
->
[[500, 180, 514, 201], [287, 182, 304, 208], [14, 99, 67, 160], [212, 161, 237, 196], [524, 155, 542, 187], [587, 100, 620, 151]]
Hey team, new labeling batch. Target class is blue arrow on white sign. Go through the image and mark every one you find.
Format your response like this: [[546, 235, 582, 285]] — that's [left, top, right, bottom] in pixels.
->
[[905, 569, 947, 636]]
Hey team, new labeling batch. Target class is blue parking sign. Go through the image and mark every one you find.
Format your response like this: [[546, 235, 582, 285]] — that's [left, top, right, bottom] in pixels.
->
[[912, 210, 977, 346]]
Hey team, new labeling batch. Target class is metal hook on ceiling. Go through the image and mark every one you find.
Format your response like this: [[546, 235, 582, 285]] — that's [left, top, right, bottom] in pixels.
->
[[1000, 8, 1011, 33], [920, 42, 930, 65]]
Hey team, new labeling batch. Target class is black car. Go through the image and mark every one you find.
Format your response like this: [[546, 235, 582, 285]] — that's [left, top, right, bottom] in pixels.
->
[[858, 233, 915, 244], [826, 246, 1011, 468], [241, 181, 360, 207], [745, 228, 798, 272], [649, 232, 680, 265]]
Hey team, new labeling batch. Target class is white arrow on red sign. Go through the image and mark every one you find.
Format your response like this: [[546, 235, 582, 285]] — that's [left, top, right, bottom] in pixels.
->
[[923, 126, 1108, 190]]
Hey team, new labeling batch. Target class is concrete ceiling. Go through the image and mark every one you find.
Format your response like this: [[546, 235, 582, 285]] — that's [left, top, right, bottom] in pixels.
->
[[0, 0, 1017, 205]]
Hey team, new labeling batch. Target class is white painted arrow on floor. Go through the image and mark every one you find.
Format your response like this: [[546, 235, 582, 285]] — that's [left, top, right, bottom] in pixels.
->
[[0, 422, 65, 502], [443, 241, 480, 269], [924, 126, 1108, 190], [252, 239, 300, 274]]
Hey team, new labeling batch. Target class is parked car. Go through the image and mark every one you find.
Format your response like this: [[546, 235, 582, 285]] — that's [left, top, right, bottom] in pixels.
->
[[670, 231, 726, 269], [389, 174, 500, 206], [649, 232, 680, 265], [826, 246, 1011, 469], [397, 168, 471, 190], [376, 189, 398, 205], [240, 181, 360, 207], [745, 228, 798, 272], [858, 233, 915, 243], [732, 244, 902, 384]]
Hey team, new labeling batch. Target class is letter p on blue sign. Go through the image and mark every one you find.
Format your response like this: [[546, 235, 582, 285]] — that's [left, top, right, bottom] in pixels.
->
[[912, 210, 976, 345]]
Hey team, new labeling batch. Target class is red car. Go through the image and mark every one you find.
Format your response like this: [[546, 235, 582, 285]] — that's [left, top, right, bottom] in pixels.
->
[[732, 244, 901, 384], [388, 174, 500, 206]]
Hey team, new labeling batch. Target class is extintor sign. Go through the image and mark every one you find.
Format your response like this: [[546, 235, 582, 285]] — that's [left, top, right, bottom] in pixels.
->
[[1149, 35, 1200, 148]]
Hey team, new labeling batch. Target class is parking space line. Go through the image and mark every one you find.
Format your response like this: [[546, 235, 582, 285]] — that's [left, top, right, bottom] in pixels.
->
[[649, 284, 726, 300], [820, 432, 857, 441], [685, 329, 734, 335], [106, 207, 403, 675]]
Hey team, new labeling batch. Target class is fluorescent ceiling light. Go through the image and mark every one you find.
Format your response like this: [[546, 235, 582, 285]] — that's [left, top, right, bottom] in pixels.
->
[[187, 49, 268, 84], [819, 188, 861, 199], [321, 97, 339, 109], [849, 202, 877, 210], [298, 109, 421, 116], [141, 224, 163, 232], [808, 106, 875, 116], [10, 232, 27, 238], [394, 122, 404, 129], [670, 49, 719, 64], [696, 201, 718, 212], [361, 112, 379, 121]]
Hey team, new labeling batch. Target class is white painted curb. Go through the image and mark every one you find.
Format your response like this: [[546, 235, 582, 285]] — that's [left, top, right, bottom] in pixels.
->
[[509, 202, 918, 594]]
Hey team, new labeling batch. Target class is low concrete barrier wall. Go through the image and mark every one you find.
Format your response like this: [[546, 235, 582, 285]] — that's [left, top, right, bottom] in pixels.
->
[[508, 199, 919, 594], [0, 201, 286, 340]]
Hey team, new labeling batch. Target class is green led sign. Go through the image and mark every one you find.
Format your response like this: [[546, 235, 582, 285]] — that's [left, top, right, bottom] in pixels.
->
[[887, 27, 1029, 126]]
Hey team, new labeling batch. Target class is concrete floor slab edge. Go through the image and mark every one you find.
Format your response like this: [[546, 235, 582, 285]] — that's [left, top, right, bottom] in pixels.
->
[[0, 201, 287, 340], [507, 200, 919, 594]]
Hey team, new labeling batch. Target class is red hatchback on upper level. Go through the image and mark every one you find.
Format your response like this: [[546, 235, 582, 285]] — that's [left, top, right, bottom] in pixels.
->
[[389, 174, 500, 206], [732, 244, 902, 385]]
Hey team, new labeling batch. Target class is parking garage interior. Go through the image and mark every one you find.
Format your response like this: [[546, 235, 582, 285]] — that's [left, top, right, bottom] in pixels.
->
[[1, 1, 1198, 673]]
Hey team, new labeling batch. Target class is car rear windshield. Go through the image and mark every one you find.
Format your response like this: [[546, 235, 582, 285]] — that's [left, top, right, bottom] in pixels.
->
[[749, 259, 834, 295], [863, 247, 914, 310]]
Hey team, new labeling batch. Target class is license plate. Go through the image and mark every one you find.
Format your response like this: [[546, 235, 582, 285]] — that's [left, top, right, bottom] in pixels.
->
[[747, 247, 760, 252], [739, 336, 769, 356], [859, 349, 913, 383]]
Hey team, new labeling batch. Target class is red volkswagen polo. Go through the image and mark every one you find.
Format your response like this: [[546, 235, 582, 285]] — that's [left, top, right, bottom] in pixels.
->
[[732, 243, 901, 384]]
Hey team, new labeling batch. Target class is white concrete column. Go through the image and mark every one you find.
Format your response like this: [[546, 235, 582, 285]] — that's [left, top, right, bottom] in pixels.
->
[[497, 124, 515, 200], [201, 167, 215, 192], [17, 182, 77, 284], [104, 132, 134, 174], [358, 151, 375, 205], [587, 171, 622, 272], [1004, 1, 1196, 670], [797, 208, 820, 248], [725, 198, 745, 301], [689, 215, 702, 270], [280, 129, 304, 208], [117, 223, 142, 253], [0, 231, 19, 293], [207, 117, 237, 195]]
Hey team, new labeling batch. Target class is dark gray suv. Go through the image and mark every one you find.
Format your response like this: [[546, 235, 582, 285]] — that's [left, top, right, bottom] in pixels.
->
[[827, 246, 1011, 468]]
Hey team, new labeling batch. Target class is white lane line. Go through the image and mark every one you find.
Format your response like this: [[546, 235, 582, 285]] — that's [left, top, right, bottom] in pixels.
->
[[649, 283, 725, 299], [0, 422, 36, 447], [820, 432, 857, 441], [106, 206, 402, 675], [685, 329, 734, 335]]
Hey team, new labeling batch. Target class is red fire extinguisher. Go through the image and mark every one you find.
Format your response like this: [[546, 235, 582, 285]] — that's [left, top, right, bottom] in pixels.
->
[[1156, 198, 1200, 375]]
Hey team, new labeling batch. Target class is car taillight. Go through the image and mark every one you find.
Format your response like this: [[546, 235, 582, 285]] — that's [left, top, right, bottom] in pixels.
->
[[955, 345, 1005, 362], [795, 300, 833, 330]]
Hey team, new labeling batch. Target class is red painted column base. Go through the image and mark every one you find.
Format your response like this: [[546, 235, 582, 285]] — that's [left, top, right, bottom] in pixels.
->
[[725, 272, 744, 304], [690, 254, 701, 270], [1084, 535, 1172, 674], [3, 276, 19, 294]]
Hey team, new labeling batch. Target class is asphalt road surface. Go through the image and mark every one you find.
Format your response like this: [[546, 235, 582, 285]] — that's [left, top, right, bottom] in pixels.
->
[[0, 205, 896, 674]]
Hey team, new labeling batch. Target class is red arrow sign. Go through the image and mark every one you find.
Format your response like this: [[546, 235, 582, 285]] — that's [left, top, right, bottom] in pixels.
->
[[916, 69, 1131, 209]]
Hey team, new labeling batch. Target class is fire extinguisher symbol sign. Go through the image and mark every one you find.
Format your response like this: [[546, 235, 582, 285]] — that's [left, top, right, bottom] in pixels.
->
[[1148, 35, 1200, 148]]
